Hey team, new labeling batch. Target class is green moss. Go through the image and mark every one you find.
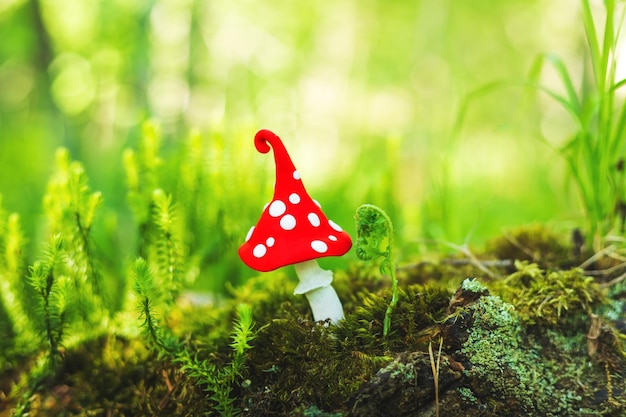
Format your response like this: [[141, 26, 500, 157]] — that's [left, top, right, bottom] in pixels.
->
[[2, 150, 624, 417], [300, 405, 343, 417], [461, 277, 489, 294], [235, 269, 451, 414], [485, 224, 572, 269], [458, 288, 619, 415], [462, 296, 541, 412], [6, 258, 624, 416], [493, 260, 606, 326], [399, 255, 490, 289], [605, 279, 626, 326], [6, 334, 210, 416], [456, 386, 478, 404], [461, 295, 534, 410]]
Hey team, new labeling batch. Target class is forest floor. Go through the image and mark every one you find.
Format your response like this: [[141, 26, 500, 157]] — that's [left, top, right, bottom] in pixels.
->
[[1, 225, 626, 417]]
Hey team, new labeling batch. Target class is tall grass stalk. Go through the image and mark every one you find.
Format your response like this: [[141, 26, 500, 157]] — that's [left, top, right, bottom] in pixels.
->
[[529, 0, 626, 248], [445, 1, 626, 249]]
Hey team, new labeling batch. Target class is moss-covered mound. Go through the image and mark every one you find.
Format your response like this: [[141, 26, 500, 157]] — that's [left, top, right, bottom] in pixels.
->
[[2, 226, 626, 416]]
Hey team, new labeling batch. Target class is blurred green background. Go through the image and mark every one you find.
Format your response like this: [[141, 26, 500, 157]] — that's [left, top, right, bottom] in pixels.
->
[[0, 0, 596, 285]]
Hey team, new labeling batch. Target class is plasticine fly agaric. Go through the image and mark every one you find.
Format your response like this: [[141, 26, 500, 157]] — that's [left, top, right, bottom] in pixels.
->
[[238, 129, 352, 324]]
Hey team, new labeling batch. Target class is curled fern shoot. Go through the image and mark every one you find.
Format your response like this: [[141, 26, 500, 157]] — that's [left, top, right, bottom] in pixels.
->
[[354, 204, 397, 337]]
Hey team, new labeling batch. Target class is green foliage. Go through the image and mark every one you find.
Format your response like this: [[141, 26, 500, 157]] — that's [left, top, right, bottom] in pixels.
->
[[123, 122, 166, 255], [28, 234, 67, 365], [133, 257, 256, 416], [152, 189, 185, 301], [132, 257, 179, 357], [123, 124, 188, 301], [246, 309, 379, 412], [339, 283, 451, 353], [1, 163, 624, 417], [230, 303, 255, 357], [0, 130, 267, 414], [43, 148, 106, 318], [527, 0, 626, 245], [241, 268, 451, 414], [4, 1, 626, 406], [123, 122, 163, 227], [495, 260, 606, 326], [0, 203, 34, 360], [485, 224, 572, 269], [177, 304, 255, 417], [2, 149, 111, 364], [8, 232, 89, 416], [0, 150, 121, 416], [354, 204, 397, 337], [123, 122, 257, 294]]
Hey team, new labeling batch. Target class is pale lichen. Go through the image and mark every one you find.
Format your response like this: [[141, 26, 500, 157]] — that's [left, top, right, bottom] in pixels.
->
[[460, 293, 588, 414]]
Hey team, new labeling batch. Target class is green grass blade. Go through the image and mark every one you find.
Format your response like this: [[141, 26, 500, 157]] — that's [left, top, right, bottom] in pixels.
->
[[600, 0, 615, 90], [610, 101, 626, 156], [581, 0, 602, 88], [542, 53, 582, 112]]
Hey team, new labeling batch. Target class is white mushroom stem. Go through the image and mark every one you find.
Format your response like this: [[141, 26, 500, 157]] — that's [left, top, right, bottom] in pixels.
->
[[293, 259, 345, 324]]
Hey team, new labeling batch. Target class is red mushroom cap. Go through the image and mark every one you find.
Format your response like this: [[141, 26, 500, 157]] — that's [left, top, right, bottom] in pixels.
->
[[238, 129, 352, 272]]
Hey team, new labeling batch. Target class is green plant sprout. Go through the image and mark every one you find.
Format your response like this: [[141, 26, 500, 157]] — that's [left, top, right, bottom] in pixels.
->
[[132, 257, 179, 356], [133, 256, 256, 416], [355, 204, 397, 337], [151, 189, 185, 302], [44, 148, 106, 318], [123, 121, 164, 256], [527, 0, 626, 247], [0, 207, 35, 353], [177, 304, 255, 417], [28, 234, 67, 365], [2, 150, 114, 416], [446, 0, 626, 249]]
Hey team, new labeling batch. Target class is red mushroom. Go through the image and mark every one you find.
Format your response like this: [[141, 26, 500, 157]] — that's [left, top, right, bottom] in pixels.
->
[[238, 129, 352, 324]]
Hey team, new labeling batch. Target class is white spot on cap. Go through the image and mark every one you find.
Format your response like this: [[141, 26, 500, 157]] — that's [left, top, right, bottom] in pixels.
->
[[328, 235, 337, 241], [308, 212, 320, 227], [269, 200, 286, 217], [245, 226, 255, 242], [313, 199, 321, 208], [329, 220, 343, 232], [311, 240, 328, 253], [253, 244, 267, 258], [289, 193, 300, 204], [280, 214, 296, 230], [266, 237, 275, 247], [293, 170, 301, 180]]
